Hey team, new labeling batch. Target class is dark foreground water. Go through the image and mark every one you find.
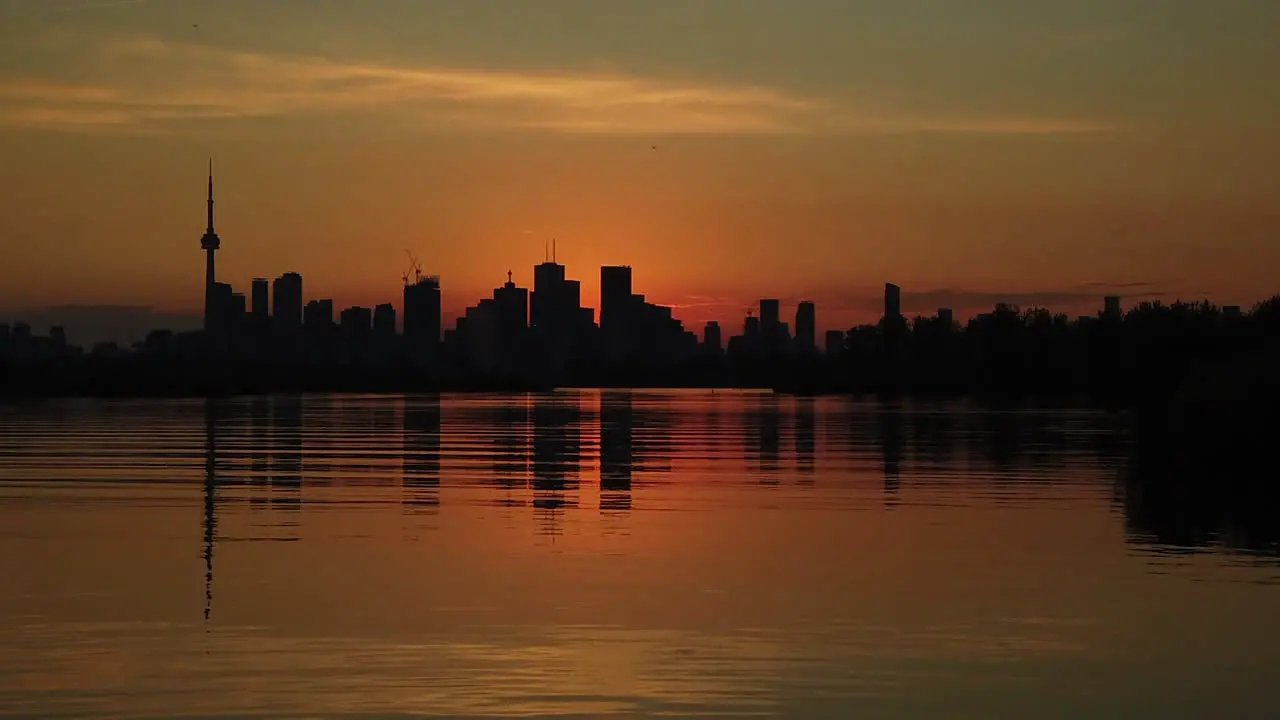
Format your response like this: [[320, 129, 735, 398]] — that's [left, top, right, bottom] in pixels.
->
[[0, 390, 1277, 719]]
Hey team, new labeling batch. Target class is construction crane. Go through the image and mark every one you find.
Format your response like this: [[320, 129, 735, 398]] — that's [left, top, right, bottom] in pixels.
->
[[402, 249, 423, 286]]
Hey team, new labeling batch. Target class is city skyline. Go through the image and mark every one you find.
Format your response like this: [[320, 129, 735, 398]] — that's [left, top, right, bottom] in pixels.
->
[[3, 1, 1279, 345]]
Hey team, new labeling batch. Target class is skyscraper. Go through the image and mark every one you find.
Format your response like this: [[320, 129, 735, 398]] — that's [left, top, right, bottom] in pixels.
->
[[532, 260, 567, 331], [272, 272, 303, 332], [251, 279, 269, 319], [404, 275, 442, 365], [199, 160, 221, 331], [884, 283, 901, 319], [825, 329, 845, 357], [795, 301, 816, 352], [703, 321, 722, 354], [600, 265, 633, 332], [1104, 295, 1121, 317], [373, 303, 396, 338], [759, 299, 780, 329]]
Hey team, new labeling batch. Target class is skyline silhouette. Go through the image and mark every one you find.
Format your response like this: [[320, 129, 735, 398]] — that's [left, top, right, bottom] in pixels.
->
[[4, 4, 1279, 342]]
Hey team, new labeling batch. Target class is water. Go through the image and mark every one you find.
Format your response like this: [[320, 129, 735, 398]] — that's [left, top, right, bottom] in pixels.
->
[[0, 390, 1277, 719]]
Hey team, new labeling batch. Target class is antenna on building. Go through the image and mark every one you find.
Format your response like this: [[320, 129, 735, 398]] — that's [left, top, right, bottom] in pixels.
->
[[507, 269, 513, 284], [552, 237, 557, 263]]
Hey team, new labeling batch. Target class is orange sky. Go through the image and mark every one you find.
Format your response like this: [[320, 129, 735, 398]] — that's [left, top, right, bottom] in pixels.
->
[[1, 1, 1277, 342]]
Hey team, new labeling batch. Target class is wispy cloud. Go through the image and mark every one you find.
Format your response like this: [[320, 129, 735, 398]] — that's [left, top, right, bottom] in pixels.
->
[[0, 35, 1121, 137], [57, 0, 153, 12]]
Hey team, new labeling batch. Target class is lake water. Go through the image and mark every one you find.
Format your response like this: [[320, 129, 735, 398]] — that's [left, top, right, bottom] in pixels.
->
[[0, 390, 1277, 719]]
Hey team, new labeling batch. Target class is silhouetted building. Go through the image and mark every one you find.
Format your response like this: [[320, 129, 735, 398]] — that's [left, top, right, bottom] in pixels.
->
[[340, 306, 371, 342], [494, 271, 529, 367], [938, 307, 954, 328], [1104, 295, 1122, 317], [199, 161, 221, 332], [760, 299, 780, 329], [229, 293, 247, 323], [304, 299, 333, 330], [601, 265, 633, 359], [885, 283, 901, 320], [210, 282, 233, 332], [532, 259, 567, 331], [795, 301, 816, 352], [49, 326, 66, 346], [704, 321, 722, 353], [744, 314, 760, 340], [251, 278, 269, 319], [403, 275, 442, 366], [825, 329, 845, 357], [373, 303, 396, 337], [273, 272, 303, 333]]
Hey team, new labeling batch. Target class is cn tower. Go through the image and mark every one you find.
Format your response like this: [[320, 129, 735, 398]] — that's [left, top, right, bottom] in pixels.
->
[[200, 159, 221, 330]]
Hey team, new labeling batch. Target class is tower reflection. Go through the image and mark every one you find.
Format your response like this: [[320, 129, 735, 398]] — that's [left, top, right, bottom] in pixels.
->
[[599, 391, 633, 513], [491, 397, 530, 507], [271, 394, 303, 508], [531, 393, 582, 537], [794, 397, 816, 481], [748, 393, 781, 484], [402, 395, 442, 511], [202, 399, 220, 624], [877, 403, 903, 504]]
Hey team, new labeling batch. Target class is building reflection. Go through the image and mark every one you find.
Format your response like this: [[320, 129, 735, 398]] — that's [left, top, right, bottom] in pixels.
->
[[748, 393, 781, 485], [249, 395, 270, 489], [877, 404, 903, 503], [490, 398, 530, 507], [531, 393, 582, 537], [270, 394, 303, 508], [402, 395, 442, 511], [794, 397, 815, 481], [599, 391, 633, 513]]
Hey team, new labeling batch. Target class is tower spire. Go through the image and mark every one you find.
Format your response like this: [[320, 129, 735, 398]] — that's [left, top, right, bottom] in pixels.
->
[[206, 158, 215, 233]]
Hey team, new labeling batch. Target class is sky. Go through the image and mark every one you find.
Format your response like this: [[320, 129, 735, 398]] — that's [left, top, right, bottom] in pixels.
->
[[1, 0, 1277, 344]]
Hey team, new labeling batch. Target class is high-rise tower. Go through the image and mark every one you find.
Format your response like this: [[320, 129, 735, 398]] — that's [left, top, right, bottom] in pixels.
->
[[200, 160, 221, 331]]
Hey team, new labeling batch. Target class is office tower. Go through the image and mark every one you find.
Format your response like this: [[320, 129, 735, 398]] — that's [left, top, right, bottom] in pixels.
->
[[494, 271, 529, 333], [825, 329, 845, 357], [884, 283, 901, 319], [1224, 305, 1242, 319], [532, 259, 567, 331], [404, 275, 442, 363], [759, 299, 780, 329], [938, 307, 954, 328], [272, 273, 303, 332], [600, 265, 633, 333], [304, 299, 334, 330], [1104, 295, 1121, 316], [795, 301, 816, 352], [373, 303, 396, 337], [492, 272, 530, 372], [50, 326, 66, 346], [251, 279, 269, 319], [340, 306, 372, 337], [744, 314, 760, 339], [229, 292, 247, 322], [199, 160, 221, 332], [703, 321, 722, 353], [211, 282, 234, 331]]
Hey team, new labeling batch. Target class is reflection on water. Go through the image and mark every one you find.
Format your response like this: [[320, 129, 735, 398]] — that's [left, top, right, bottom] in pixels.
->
[[1, 390, 1279, 719]]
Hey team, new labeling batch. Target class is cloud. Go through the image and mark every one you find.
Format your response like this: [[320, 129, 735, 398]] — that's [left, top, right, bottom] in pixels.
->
[[0, 35, 1120, 137], [57, 0, 152, 11]]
